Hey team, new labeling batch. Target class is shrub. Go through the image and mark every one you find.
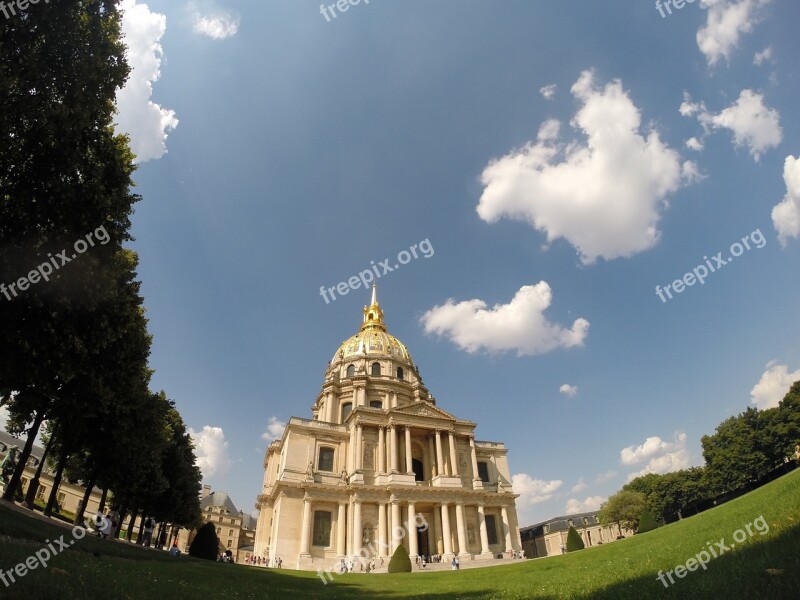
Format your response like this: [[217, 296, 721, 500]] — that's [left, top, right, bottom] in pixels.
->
[[189, 522, 220, 561], [637, 509, 659, 534], [387, 545, 412, 573], [565, 526, 585, 552]]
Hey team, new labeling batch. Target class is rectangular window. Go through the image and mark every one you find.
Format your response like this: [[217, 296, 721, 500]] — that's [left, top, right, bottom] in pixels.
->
[[318, 447, 335, 472], [20, 478, 28, 493], [477, 462, 490, 483], [227, 540, 232, 548], [312, 511, 332, 547], [57, 492, 66, 508], [35, 485, 46, 501], [486, 515, 498, 545], [229, 529, 234, 536]]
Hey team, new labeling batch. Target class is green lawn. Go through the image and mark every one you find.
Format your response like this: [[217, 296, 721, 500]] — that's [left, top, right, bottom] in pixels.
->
[[1, 470, 799, 599]]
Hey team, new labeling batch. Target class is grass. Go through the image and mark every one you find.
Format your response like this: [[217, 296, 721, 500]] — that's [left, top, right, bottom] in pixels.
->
[[1, 470, 799, 599]]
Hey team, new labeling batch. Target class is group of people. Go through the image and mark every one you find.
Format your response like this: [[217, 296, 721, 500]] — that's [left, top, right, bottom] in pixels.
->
[[246, 555, 281, 568], [417, 553, 444, 565], [508, 549, 526, 559], [91, 510, 170, 552], [338, 557, 384, 573]]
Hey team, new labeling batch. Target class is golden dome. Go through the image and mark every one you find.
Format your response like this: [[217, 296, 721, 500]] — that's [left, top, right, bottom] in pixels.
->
[[332, 285, 414, 363]]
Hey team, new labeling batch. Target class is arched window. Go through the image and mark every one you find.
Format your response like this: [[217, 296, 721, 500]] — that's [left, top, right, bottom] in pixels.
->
[[370, 400, 382, 409], [346, 365, 355, 377], [341, 402, 352, 422], [318, 447, 335, 472], [371, 362, 381, 376], [396, 367, 404, 380]]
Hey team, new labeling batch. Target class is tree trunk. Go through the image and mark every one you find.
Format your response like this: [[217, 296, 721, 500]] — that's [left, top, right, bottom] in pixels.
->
[[44, 444, 69, 517], [126, 509, 139, 542], [137, 513, 146, 544], [98, 488, 109, 513], [74, 470, 97, 525], [2, 409, 45, 501], [24, 430, 55, 508]]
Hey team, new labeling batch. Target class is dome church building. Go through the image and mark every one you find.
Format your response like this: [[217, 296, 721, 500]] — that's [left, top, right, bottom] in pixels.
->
[[253, 286, 522, 570]]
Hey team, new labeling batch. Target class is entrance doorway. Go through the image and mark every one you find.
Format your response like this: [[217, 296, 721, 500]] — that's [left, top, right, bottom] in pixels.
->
[[417, 525, 430, 557]]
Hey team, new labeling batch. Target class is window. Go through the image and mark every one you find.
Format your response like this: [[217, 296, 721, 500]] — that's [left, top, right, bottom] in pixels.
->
[[485, 515, 498, 545], [371, 362, 381, 376], [369, 400, 382, 409], [35, 485, 46, 501], [318, 447, 335, 472], [57, 492, 66, 507], [20, 478, 27, 493], [341, 402, 352, 422], [227, 540, 232, 548], [396, 367, 404, 380], [346, 365, 355, 377], [412, 459, 424, 482], [543, 525, 550, 534], [218, 516, 223, 522], [583, 517, 589, 525], [567, 519, 574, 527], [229, 529, 234, 537], [216, 527, 221, 534], [312, 511, 332, 547], [477, 461, 490, 483]]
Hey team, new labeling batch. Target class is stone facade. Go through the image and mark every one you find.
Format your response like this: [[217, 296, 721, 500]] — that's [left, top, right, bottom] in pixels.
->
[[520, 511, 634, 558], [253, 286, 522, 570]]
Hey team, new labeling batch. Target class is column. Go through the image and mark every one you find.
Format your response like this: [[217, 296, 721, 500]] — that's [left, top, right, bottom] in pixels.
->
[[408, 502, 418, 558], [352, 498, 362, 555], [389, 425, 398, 472], [392, 391, 398, 408], [501, 506, 512, 552], [434, 430, 444, 477], [358, 386, 366, 407], [336, 502, 347, 557], [440, 503, 453, 556], [377, 427, 385, 474], [356, 423, 363, 471], [455, 503, 468, 556], [477, 505, 490, 555], [448, 432, 459, 476], [378, 502, 388, 557], [348, 426, 356, 473], [428, 435, 437, 477], [469, 436, 480, 481], [299, 496, 312, 555], [433, 501, 443, 554], [391, 498, 402, 552], [404, 426, 413, 474]]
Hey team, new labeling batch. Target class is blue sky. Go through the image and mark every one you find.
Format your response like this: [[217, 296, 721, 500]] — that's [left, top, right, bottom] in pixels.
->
[[9, 0, 798, 524]]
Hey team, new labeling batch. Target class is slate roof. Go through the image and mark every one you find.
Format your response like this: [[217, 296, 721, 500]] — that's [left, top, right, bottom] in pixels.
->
[[200, 491, 239, 515]]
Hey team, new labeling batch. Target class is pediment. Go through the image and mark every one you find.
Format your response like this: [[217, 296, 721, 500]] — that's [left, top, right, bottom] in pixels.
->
[[391, 402, 457, 421]]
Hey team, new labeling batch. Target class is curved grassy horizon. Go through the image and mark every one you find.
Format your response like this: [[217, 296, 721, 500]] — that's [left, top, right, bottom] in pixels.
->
[[1, 469, 798, 599]]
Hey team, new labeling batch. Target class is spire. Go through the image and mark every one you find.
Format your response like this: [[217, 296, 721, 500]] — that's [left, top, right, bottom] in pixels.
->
[[361, 283, 386, 332]]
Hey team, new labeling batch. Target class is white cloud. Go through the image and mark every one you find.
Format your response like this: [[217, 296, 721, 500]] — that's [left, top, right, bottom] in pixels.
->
[[595, 470, 617, 484], [560, 384, 578, 397], [565, 495, 606, 515], [189, 425, 233, 478], [681, 89, 782, 161], [571, 478, 588, 493], [686, 137, 704, 152], [771, 155, 800, 246], [189, 2, 240, 39], [261, 416, 286, 443], [753, 46, 772, 65], [477, 71, 688, 264], [421, 283, 589, 357], [750, 362, 800, 410], [115, 1, 178, 163], [512, 473, 563, 522], [697, 0, 770, 67], [539, 83, 557, 100], [621, 432, 690, 481]]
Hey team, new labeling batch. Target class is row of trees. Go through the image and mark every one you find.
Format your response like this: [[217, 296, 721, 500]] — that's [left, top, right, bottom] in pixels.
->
[[1, 2, 201, 533], [599, 381, 800, 529]]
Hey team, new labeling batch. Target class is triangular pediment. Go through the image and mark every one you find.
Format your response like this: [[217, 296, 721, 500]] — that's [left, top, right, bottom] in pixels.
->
[[391, 401, 457, 421]]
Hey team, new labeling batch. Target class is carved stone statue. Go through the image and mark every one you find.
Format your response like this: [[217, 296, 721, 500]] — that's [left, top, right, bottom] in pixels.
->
[[306, 462, 314, 480], [1, 445, 19, 483]]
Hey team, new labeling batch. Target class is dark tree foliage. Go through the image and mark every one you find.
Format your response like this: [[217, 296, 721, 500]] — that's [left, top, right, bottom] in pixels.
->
[[565, 526, 585, 552], [637, 509, 659, 534], [189, 522, 221, 561], [387, 545, 412, 573], [624, 467, 709, 523]]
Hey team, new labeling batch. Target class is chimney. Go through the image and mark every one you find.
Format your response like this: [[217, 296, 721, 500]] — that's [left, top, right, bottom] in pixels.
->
[[202, 484, 211, 499]]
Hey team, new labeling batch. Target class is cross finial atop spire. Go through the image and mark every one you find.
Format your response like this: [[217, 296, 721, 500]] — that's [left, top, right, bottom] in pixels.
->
[[361, 283, 386, 331]]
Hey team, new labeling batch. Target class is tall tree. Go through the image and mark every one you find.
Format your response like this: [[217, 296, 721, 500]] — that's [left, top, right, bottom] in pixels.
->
[[598, 490, 646, 532]]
